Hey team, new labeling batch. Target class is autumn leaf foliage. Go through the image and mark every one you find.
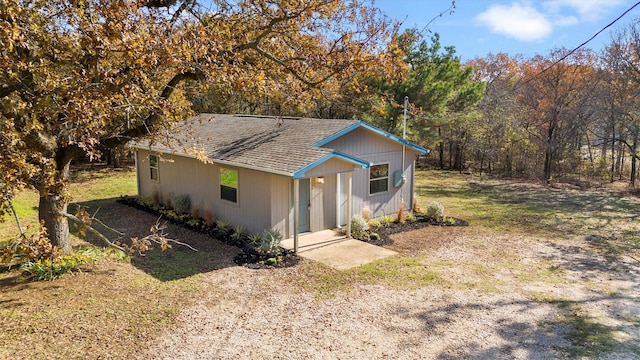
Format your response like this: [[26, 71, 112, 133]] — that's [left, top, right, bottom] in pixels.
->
[[0, 0, 395, 252]]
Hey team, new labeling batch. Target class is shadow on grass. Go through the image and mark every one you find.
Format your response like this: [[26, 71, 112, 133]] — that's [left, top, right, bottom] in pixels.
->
[[71, 198, 240, 282], [417, 174, 640, 262]]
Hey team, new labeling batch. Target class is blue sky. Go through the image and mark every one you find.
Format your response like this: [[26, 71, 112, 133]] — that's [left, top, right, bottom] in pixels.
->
[[374, 0, 640, 61]]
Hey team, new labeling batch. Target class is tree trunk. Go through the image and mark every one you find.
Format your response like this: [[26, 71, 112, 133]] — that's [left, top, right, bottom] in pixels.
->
[[38, 150, 74, 254], [631, 140, 638, 187], [544, 148, 553, 183], [438, 127, 444, 169], [39, 194, 72, 254]]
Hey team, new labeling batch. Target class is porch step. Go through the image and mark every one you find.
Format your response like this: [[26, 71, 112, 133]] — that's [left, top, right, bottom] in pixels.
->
[[281, 229, 348, 253]]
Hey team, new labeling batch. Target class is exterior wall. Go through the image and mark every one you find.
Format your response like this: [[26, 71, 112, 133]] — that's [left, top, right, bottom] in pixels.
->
[[325, 128, 419, 221], [270, 175, 291, 237], [136, 149, 287, 235]]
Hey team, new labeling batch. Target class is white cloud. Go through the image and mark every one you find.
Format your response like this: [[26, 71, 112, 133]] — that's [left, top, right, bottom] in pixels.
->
[[552, 15, 578, 27], [543, 0, 627, 22], [475, 3, 553, 42]]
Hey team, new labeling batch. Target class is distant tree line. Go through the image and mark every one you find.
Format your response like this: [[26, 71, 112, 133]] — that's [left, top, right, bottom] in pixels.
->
[[193, 18, 640, 187]]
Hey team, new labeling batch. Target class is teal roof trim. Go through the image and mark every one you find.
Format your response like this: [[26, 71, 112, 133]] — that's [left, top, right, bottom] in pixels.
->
[[292, 151, 370, 179], [313, 121, 429, 155]]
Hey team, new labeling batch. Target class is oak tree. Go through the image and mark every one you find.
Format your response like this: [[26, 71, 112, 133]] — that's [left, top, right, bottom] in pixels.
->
[[0, 0, 393, 252]]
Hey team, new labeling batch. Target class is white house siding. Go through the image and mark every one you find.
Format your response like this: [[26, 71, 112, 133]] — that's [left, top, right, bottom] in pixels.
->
[[324, 128, 419, 219], [270, 175, 291, 237], [136, 149, 216, 213], [136, 149, 275, 235]]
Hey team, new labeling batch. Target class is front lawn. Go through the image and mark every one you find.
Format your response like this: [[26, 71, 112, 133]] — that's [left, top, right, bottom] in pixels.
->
[[1, 168, 639, 359]]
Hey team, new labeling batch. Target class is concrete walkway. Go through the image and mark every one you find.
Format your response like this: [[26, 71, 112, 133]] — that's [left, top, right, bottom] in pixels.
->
[[281, 230, 397, 270]]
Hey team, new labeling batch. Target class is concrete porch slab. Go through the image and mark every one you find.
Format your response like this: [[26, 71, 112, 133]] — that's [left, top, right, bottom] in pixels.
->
[[281, 230, 398, 270], [281, 229, 347, 252], [299, 239, 398, 270]]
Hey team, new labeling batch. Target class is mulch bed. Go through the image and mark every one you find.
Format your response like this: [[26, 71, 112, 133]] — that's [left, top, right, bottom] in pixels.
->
[[368, 217, 469, 247]]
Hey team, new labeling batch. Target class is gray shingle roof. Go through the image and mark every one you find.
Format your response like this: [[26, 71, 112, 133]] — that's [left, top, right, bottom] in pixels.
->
[[136, 114, 361, 176]]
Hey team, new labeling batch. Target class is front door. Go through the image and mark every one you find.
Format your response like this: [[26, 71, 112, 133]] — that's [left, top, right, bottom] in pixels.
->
[[298, 178, 311, 232], [310, 177, 324, 232]]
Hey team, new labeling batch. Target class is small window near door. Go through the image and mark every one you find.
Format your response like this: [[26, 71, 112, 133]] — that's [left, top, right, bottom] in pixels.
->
[[149, 154, 159, 181], [220, 167, 238, 203], [369, 163, 389, 195]]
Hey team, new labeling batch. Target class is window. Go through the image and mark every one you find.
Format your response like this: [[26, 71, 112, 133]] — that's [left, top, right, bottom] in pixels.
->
[[220, 168, 238, 203], [149, 154, 159, 181], [369, 164, 389, 195]]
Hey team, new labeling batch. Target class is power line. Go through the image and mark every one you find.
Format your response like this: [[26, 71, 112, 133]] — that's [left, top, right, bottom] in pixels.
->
[[521, 1, 640, 86]]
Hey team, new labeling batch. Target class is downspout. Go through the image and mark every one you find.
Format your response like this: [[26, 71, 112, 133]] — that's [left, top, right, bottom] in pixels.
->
[[402, 96, 408, 208], [293, 178, 299, 253], [135, 150, 141, 196]]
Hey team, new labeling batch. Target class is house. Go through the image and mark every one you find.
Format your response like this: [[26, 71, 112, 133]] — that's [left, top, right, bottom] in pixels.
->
[[132, 114, 427, 251]]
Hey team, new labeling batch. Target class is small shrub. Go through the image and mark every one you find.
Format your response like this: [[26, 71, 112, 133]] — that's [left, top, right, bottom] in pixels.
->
[[426, 202, 444, 221], [171, 194, 191, 214], [350, 214, 369, 240], [247, 233, 262, 246], [259, 229, 283, 256], [204, 209, 215, 226], [380, 215, 395, 227], [361, 206, 371, 222], [191, 204, 201, 219], [369, 232, 380, 241], [230, 226, 247, 243], [413, 194, 422, 214], [187, 218, 203, 228], [368, 218, 382, 229], [406, 213, 417, 222], [215, 220, 232, 237], [396, 199, 406, 224], [165, 193, 173, 209], [21, 254, 92, 281]]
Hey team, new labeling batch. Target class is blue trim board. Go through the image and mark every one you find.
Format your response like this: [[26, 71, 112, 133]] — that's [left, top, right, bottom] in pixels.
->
[[292, 151, 369, 179], [313, 121, 429, 155]]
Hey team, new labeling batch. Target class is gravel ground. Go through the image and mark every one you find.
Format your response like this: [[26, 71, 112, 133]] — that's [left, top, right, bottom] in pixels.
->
[[145, 226, 640, 359]]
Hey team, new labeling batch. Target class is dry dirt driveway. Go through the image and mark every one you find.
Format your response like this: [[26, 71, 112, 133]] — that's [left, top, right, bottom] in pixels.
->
[[144, 225, 640, 360]]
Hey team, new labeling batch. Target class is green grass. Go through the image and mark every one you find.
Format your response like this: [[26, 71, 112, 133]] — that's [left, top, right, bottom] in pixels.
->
[[415, 170, 640, 250], [0, 166, 136, 245], [551, 300, 640, 358]]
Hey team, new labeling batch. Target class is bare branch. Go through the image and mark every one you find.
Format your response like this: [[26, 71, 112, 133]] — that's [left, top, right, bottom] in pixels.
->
[[61, 211, 127, 252]]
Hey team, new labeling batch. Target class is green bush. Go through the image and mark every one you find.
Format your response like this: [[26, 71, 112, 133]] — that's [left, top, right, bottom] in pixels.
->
[[350, 214, 369, 240], [406, 213, 417, 222], [426, 202, 444, 221], [171, 194, 191, 215], [21, 254, 92, 281], [369, 232, 380, 241]]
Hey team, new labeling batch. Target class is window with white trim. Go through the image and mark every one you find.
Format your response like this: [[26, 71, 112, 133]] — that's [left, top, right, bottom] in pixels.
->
[[149, 154, 159, 181], [220, 167, 238, 203], [369, 163, 389, 195]]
